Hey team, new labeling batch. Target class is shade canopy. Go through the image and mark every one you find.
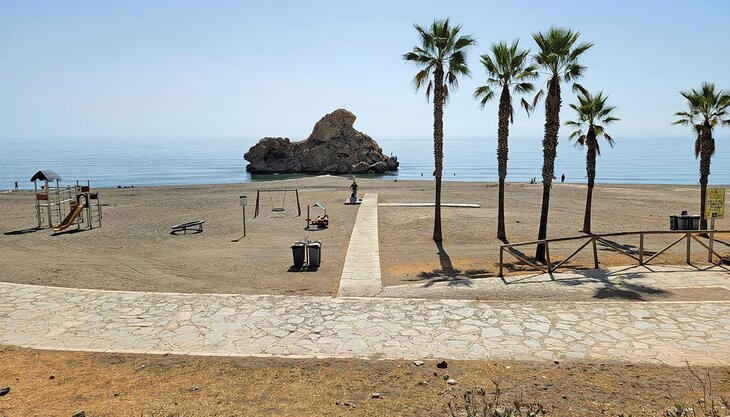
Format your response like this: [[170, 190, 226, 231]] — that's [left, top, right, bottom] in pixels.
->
[[30, 170, 62, 182]]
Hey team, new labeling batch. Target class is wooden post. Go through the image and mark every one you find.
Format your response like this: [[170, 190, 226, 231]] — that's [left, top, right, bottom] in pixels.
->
[[92, 181, 102, 223], [499, 247, 504, 277], [87, 194, 93, 229], [56, 179, 61, 224], [545, 242, 552, 274], [34, 181, 41, 228], [254, 190, 260, 218], [306, 205, 310, 230], [295, 189, 301, 217], [45, 180, 53, 227], [592, 236, 599, 269], [686, 233, 691, 264], [639, 233, 644, 265], [708, 218, 715, 263], [242, 205, 246, 237]]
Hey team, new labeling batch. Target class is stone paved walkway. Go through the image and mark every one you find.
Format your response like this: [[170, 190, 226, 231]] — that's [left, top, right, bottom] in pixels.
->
[[338, 193, 381, 297], [1, 280, 729, 366]]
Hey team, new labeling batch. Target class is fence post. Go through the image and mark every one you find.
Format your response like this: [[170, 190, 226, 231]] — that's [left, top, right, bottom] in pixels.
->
[[545, 242, 552, 274], [708, 219, 715, 263], [686, 233, 691, 264], [639, 233, 644, 265], [592, 236, 599, 269], [499, 247, 504, 277]]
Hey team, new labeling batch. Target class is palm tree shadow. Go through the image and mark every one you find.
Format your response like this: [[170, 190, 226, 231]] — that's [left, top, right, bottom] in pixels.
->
[[596, 237, 657, 256], [408, 241, 491, 287], [555, 268, 670, 301], [500, 245, 554, 277]]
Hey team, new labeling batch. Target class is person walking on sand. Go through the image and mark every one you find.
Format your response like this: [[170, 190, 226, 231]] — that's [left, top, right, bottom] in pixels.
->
[[561, 174, 565, 183]]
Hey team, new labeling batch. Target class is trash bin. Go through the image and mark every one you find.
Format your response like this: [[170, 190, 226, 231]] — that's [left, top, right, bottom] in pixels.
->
[[670, 211, 700, 230], [291, 241, 306, 269], [307, 240, 322, 268]]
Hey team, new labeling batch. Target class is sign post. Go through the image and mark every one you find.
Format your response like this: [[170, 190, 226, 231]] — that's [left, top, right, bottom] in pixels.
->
[[239, 195, 248, 237], [704, 188, 725, 262]]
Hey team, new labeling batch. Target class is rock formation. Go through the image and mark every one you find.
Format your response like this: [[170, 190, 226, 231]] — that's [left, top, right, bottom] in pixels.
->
[[244, 109, 398, 174]]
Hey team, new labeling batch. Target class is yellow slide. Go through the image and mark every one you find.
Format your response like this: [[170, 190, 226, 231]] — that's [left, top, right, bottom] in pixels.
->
[[52, 203, 87, 232]]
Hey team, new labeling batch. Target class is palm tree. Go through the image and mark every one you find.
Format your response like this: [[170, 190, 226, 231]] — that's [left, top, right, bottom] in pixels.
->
[[531, 27, 593, 261], [673, 82, 730, 230], [565, 89, 619, 234], [403, 19, 476, 242], [474, 40, 538, 241]]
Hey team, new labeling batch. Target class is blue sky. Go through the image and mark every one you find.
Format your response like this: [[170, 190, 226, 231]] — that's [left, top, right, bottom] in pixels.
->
[[0, 0, 728, 141]]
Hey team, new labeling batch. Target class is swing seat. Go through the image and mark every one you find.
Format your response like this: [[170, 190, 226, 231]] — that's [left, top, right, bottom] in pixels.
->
[[271, 207, 285, 212]]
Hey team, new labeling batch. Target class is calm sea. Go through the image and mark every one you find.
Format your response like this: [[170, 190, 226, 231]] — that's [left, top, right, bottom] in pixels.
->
[[1, 137, 728, 190]]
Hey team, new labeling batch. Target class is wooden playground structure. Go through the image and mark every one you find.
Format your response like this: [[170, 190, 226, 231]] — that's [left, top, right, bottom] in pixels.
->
[[31, 170, 102, 232]]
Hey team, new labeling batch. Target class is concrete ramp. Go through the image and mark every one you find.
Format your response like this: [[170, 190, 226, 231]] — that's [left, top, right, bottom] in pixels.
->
[[338, 193, 382, 297]]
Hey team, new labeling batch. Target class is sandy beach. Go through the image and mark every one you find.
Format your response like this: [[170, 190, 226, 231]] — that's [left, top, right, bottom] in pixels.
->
[[1, 176, 727, 296]]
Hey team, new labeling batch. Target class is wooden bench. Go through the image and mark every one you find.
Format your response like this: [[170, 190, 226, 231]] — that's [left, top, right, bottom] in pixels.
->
[[171, 220, 205, 235]]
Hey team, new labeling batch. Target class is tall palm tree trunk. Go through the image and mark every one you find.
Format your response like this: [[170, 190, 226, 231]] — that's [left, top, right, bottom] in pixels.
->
[[536, 77, 561, 261], [432, 65, 445, 242], [496, 85, 511, 240], [698, 124, 713, 231], [583, 126, 597, 234]]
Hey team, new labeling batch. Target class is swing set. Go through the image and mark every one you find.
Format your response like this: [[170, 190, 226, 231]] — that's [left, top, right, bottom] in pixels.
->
[[253, 189, 301, 218]]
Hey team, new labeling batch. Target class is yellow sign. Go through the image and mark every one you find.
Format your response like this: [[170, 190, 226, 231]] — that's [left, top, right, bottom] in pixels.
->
[[705, 188, 725, 219]]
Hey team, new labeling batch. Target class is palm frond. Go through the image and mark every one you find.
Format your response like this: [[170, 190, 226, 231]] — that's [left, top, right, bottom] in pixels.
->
[[567, 87, 618, 150], [572, 83, 589, 96], [530, 89, 544, 113], [603, 132, 615, 147], [405, 18, 475, 105], [514, 82, 535, 94], [675, 82, 730, 136], [473, 85, 494, 108], [474, 38, 536, 112], [412, 69, 431, 91], [520, 97, 531, 115]]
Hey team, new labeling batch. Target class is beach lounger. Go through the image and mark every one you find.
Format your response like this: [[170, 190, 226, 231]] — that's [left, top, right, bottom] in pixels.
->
[[171, 220, 205, 234]]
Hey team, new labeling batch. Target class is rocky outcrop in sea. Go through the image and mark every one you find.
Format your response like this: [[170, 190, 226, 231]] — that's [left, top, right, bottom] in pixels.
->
[[244, 109, 399, 174]]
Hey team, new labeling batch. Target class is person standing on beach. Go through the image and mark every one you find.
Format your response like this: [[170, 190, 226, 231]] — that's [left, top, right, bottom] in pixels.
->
[[350, 180, 358, 197], [561, 174, 565, 183], [14, 181, 18, 191]]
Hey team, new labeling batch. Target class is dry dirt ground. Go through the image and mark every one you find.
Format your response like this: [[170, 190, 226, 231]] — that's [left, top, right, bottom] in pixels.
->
[[1, 177, 728, 296], [1, 346, 728, 417]]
